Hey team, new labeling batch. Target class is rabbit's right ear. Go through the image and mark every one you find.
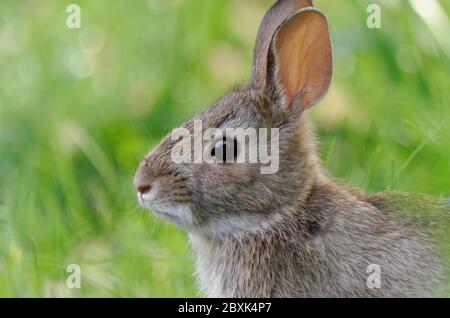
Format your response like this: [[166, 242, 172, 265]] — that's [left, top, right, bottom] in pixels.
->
[[250, 0, 313, 89], [251, 4, 333, 112], [267, 8, 332, 110]]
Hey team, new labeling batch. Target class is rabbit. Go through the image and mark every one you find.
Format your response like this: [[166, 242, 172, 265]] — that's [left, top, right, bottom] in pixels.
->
[[134, 0, 444, 297]]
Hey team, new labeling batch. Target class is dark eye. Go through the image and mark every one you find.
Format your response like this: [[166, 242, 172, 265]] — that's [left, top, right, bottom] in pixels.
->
[[211, 137, 238, 162]]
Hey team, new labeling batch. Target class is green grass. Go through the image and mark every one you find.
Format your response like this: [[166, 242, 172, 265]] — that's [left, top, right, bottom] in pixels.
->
[[0, 0, 449, 297]]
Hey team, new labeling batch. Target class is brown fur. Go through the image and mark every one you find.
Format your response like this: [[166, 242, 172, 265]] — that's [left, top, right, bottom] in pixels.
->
[[134, 0, 444, 297]]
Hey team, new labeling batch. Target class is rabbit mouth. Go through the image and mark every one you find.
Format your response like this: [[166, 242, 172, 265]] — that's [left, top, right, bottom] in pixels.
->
[[138, 194, 194, 228]]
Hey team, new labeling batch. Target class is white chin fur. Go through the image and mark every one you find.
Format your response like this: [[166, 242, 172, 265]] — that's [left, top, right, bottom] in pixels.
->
[[138, 193, 194, 228], [195, 212, 285, 240]]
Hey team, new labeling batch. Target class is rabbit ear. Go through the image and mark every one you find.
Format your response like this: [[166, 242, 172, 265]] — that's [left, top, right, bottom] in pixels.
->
[[267, 8, 333, 110], [250, 0, 313, 89]]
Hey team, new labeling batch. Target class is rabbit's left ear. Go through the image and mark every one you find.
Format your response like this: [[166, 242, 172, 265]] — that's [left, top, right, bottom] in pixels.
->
[[267, 8, 333, 110]]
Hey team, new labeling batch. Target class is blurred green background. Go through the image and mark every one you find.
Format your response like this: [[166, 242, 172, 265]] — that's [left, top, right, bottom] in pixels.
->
[[0, 0, 449, 297]]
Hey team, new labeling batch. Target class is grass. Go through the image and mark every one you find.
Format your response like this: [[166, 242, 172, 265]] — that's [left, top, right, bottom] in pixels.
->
[[0, 0, 449, 297]]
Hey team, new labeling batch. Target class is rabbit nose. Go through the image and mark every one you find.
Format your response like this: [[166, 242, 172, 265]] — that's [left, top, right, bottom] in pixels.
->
[[137, 184, 151, 194]]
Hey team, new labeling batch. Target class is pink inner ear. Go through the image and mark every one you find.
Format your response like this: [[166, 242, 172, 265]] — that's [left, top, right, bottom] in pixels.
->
[[274, 11, 332, 110], [276, 24, 310, 105], [250, 0, 314, 89]]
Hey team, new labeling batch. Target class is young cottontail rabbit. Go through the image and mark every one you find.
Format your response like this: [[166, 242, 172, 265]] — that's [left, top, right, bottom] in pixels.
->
[[134, 0, 444, 297]]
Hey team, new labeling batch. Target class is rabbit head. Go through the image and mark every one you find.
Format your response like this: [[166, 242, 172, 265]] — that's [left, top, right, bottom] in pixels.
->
[[134, 0, 333, 237]]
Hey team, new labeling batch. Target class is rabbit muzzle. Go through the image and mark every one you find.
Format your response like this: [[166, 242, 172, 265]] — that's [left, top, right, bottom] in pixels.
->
[[134, 158, 195, 229]]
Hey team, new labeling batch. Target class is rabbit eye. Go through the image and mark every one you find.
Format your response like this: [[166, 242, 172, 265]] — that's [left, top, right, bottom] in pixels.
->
[[211, 137, 238, 162]]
